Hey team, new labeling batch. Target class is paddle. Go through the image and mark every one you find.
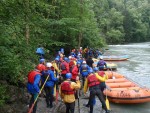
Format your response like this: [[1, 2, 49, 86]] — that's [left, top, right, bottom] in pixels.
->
[[105, 88, 110, 110], [28, 74, 49, 113], [77, 90, 80, 113]]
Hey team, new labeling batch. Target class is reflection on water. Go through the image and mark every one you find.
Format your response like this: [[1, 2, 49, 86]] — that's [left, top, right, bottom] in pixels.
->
[[104, 42, 150, 113]]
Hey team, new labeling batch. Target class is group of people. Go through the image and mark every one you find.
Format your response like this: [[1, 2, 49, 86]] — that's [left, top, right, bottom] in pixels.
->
[[27, 47, 109, 113]]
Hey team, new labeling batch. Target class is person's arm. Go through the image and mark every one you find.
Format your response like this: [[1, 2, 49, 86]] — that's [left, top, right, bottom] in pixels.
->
[[59, 84, 64, 99], [97, 61, 99, 67], [50, 71, 58, 82], [95, 73, 107, 82], [71, 80, 81, 90], [33, 75, 41, 93]]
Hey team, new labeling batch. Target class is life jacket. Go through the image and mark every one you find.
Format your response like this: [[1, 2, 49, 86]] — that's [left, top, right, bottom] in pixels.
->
[[97, 60, 105, 66], [70, 65, 75, 73], [61, 81, 75, 94], [98, 71, 105, 77], [81, 64, 88, 72], [87, 74, 100, 87], [60, 62, 66, 70], [28, 71, 41, 84], [42, 70, 50, 81]]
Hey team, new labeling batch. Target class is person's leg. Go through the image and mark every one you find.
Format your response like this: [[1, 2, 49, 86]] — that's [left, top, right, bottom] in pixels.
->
[[89, 90, 96, 113], [44, 87, 50, 107], [96, 90, 107, 112], [49, 87, 54, 108], [70, 102, 75, 113], [29, 94, 34, 110], [65, 103, 70, 113], [32, 93, 38, 113]]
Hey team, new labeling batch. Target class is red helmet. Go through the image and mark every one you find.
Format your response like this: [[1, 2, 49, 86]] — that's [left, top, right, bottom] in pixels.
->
[[36, 64, 46, 72]]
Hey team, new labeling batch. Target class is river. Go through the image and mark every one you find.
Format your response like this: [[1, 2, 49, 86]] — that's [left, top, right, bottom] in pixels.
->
[[104, 42, 150, 113]]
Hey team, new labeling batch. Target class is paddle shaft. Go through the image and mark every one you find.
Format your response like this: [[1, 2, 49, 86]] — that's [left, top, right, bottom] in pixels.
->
[[77, 90, 80, 113]]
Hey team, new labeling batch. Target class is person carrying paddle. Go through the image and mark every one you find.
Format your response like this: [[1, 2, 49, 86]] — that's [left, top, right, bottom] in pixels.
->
[[27, 67, 42, 113], [42, 62, 59, 108], [60, 73, 81, 113], [83, 68, 110, 113], [94, 67, 107, 93], [97, 56, 107, 71]]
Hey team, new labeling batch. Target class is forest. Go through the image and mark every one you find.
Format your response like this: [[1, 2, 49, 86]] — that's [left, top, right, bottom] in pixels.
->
[[0, 0, 150, 107]]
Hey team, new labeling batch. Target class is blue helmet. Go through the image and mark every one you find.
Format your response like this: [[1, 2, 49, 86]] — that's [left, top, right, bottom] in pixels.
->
[[93, 67, 99, 72], [64, 57, 68, 61], [88, 68, 93, 74], [77, 61, 81, 65], [66, 73, 72, 79], [55, 57, 59, 61], [40, 58, 45, 63]]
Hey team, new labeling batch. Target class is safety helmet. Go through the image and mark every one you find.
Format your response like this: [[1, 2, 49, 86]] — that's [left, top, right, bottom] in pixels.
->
[[69, 56, 72, 59], [88, 68, 93, 74], [82, 61, 86, 64], [55, 57, 59, 61], [64, 57, 68, 61], [40, 58, 45, 63], [66, 73, 72, 79], [93, 67, 99, 72], [77, 61, 81, 64], [100, 56, 103, 59], [46, 62, 52, 68], [36, 64, 46, 72]]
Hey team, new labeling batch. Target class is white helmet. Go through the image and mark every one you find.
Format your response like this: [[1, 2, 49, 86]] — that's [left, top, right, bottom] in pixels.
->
[[100, 56, 103, 59], [69, 56, 72, 59], [46, 62, 52, 67], [83, 61, 86, 64]]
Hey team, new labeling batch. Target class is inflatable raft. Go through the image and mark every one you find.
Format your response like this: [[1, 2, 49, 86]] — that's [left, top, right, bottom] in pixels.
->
[[98, 55, 129, 61], [93, 58, 117, 70], [104, 71, 150, 104]]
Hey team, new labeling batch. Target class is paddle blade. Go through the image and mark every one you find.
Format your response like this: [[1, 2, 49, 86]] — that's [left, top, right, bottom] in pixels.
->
[[106, 97, 110, 110]]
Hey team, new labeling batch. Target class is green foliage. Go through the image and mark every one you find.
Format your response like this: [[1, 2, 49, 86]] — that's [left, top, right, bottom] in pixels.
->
[[0, 85, 9, 106]]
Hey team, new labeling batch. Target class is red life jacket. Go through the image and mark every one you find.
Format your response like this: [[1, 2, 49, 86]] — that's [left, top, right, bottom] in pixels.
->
[[61, 62, 67, 70], [28, 70, 41, 84], [87, 74, 100, 87], [61, 81, 75, 95], [98, 71, 105, 77]]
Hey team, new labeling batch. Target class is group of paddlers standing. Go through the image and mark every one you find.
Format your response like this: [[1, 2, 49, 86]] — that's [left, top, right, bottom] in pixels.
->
[[27, 47, 110, 113]]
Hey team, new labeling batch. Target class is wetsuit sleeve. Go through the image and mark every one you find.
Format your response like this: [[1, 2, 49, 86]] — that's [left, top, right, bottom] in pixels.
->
[[50, 71, 58, 82], [71, 80, 81, 90], [95, 73, 107, 82], [33, 74, 41, 93]]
